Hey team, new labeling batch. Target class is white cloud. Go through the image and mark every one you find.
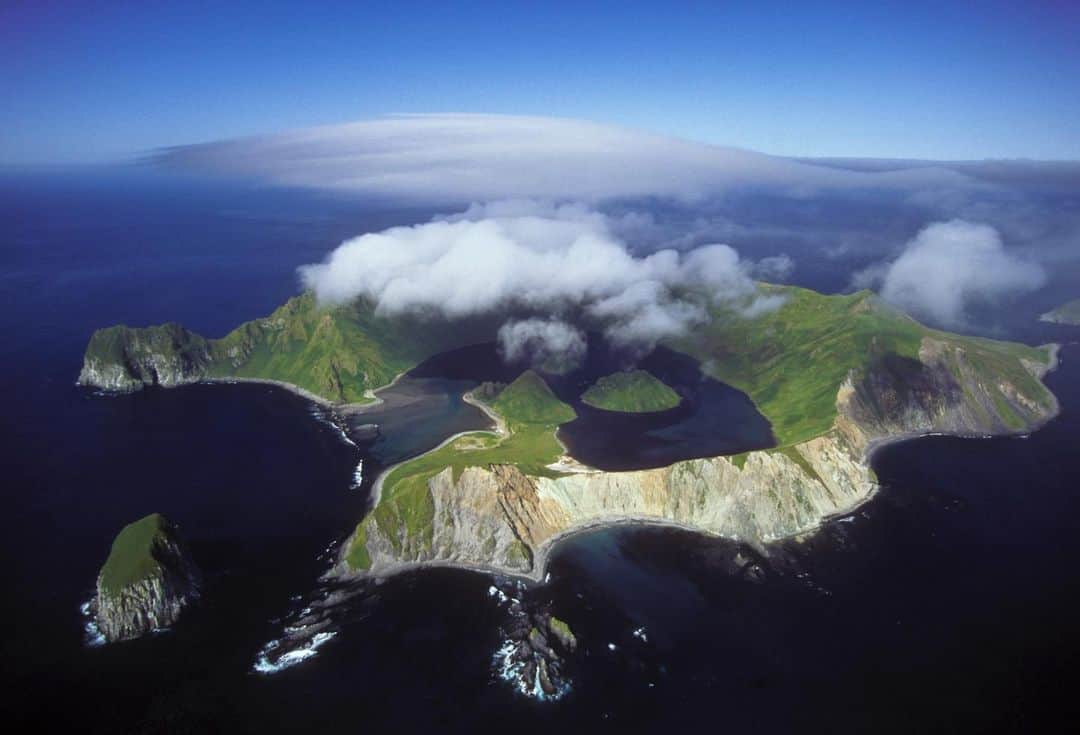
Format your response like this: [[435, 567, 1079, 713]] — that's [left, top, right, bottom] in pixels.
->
[[156, 113, 971, 204], [853, 220, 1047, 326], [298, 202, 781, 360], [750, 254, 795, 281], [497, 318, 586, 374]]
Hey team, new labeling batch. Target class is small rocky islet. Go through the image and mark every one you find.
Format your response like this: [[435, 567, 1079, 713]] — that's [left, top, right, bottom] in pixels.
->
[[89, 513, 202, 643], [489, 579, 578, 699]]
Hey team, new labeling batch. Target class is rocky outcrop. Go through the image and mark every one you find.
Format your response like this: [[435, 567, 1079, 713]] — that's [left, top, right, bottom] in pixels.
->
[[91, 514, 202, 643], [490, 580, 578, 699], [344, 337, 1060, 580], [77, 323, 213, 391]]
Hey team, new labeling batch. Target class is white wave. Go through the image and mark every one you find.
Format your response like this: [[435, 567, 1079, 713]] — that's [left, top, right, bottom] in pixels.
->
[[631, 626, 649, 643], [307, 407, 358, 448], [492, 639, 571, 702], [253, 630, 338, 675], [350, 460, 364, 489], [488, 585, 510, 604], [80, 600, 106, 648]]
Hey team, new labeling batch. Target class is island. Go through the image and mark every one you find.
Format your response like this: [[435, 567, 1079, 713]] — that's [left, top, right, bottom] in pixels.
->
[[90, 513, 202, 643], [1040, 299, 1080, 326], [581, 369, 681, 413], [79, 285, 1061, 584]]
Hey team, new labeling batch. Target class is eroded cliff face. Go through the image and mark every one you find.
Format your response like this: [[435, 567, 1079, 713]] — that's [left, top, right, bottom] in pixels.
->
[[836, 337, 1059, 449], [350, 430, 871, 578], [92, 520, 203, 643], [346, 337, 1059, 580]]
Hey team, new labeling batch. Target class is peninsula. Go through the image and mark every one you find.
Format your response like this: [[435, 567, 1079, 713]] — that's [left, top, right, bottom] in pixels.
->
[[79, 285, 1061, 582], [1040, 299, 1080, 326]]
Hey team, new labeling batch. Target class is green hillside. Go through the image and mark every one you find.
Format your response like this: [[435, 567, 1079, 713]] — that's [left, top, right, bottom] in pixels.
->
[[492, 370, 576, 428], [581, 369, 681, 413], [345, 370, 575, 569], [82, 293, 488, 403], [98, 513, 173, 597], [672, 285, 1054, 445]]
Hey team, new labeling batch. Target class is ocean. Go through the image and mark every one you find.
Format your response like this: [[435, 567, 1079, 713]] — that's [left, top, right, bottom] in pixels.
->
[[2, 168, 1078, 733]]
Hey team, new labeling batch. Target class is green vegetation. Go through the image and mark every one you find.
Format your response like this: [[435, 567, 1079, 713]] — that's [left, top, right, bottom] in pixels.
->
[[345, 370, 576, 569], [549, 617, 574, 641], [85, 322, 211, 369], [1041, 299, 1080, 325], [581, 369, 681, 413], [491, 370, 576, 428], [99, 513, 174, 597], [671, 285, 1054, 446], [85, 292, 491, 403], [770, 446, 824, 485]]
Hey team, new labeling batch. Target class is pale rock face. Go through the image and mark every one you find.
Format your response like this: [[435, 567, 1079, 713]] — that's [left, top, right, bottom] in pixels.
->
[[357, 431, 874, 578], [77, 359, 146, 392]]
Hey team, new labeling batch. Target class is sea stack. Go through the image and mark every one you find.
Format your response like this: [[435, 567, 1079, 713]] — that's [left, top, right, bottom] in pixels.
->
[[91, 513, 202, 643]]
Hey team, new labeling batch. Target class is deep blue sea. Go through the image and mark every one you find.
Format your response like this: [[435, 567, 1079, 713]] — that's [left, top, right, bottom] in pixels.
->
[[2, 168, 1079, 733]]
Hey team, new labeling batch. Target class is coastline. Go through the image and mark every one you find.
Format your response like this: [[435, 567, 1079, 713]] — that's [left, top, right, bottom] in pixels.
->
[[355, 412, 1065, 586], [343, 343, 1066, 586], [365, 389, 502, 510]]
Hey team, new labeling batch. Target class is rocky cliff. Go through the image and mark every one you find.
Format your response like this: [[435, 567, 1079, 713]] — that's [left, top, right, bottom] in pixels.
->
[[343, 336, 1059, 580], [91, 513, 202, 643], [78, 323, 214, 392]]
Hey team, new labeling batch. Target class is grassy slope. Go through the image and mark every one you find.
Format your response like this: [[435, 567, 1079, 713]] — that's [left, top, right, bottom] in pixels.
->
[[99, 513, 172, 597], [345, 370, 575, 569], [1042, 299, 1080, 325], [207, 293, 432, 402], [581, 369, 681, 413], [87, 293, 483, 403], [671, 285, 1053, 445]]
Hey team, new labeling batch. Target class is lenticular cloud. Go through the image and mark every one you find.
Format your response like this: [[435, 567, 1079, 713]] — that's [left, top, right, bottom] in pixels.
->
[[298, 202, 781, 359], [156, 113, 968, 204]]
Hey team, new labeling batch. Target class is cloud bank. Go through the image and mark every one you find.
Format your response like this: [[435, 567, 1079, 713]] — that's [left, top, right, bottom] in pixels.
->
[[156, 114, 971, 204], [299, 202, 782, 366], [852, 220, 1047, 327]]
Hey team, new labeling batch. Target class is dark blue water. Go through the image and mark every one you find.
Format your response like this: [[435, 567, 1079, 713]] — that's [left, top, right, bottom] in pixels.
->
[[404, 340, 776, 470], [3, 169, 1079, 733]]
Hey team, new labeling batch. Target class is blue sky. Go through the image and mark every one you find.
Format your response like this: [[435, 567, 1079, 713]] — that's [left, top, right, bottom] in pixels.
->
[[2, 0, 1078, 164]]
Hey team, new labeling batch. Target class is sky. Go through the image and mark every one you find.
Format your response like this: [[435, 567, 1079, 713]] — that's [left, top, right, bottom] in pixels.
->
[[2, 0, 1079, 164]]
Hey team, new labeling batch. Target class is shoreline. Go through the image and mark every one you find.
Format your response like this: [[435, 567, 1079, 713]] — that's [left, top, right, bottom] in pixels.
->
[[345, 343, 1067, 587], [365, 389, 502, 511], [200, 368, 411, 413]]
